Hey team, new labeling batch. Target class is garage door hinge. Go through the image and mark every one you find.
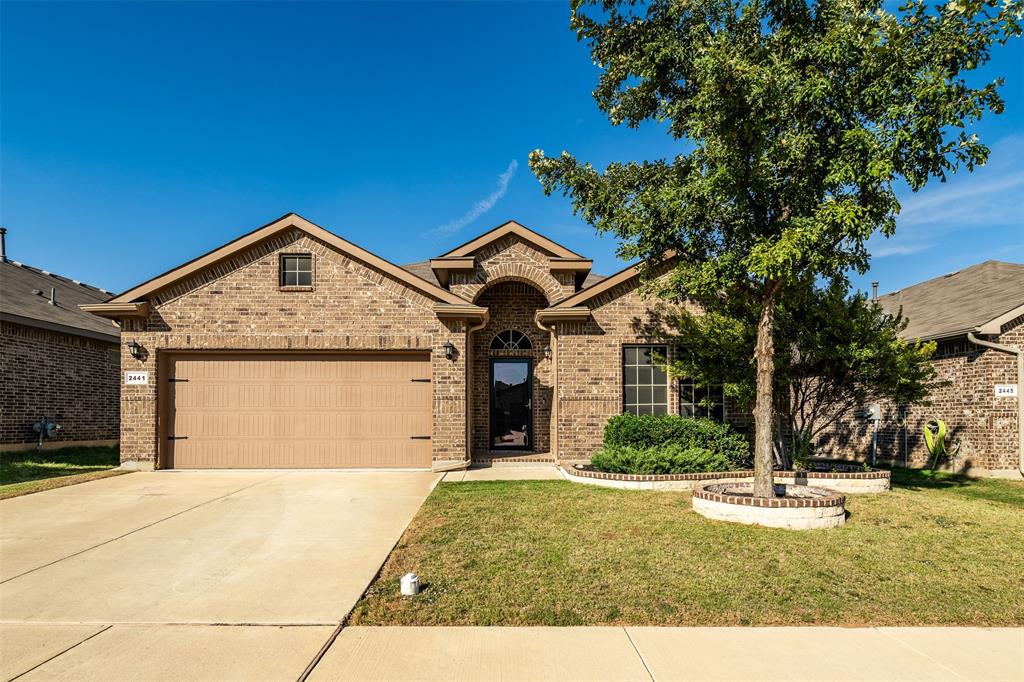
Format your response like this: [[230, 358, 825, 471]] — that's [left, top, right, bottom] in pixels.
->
[[410, 435, 431, 440], [410, 378, 431, 382], [167, 435, 188, 440]]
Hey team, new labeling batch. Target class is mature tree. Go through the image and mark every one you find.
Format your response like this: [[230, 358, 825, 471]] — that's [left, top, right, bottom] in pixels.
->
[[662, 284, 940, 467], [531, 0, 1020, 497]]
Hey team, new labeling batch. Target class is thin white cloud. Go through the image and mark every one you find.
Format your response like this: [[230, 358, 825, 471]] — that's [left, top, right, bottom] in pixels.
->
[[430, 160, 518, 237], [871, 243, 935, 257], [870, 134, 1024, 258]]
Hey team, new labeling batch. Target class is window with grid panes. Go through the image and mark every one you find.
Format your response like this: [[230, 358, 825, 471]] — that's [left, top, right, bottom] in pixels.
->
[[622, 346, 668, 415]]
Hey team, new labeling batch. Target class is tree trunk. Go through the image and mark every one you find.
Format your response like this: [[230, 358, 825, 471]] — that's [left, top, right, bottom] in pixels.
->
[[752, 290, 778, 498]]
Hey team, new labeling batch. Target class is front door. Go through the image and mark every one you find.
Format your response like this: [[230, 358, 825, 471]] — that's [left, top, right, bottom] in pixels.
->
[[490, 358, 532, 450]]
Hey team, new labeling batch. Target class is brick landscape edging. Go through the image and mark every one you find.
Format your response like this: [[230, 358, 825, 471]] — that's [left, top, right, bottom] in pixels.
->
[[559, 463, 891, 493]]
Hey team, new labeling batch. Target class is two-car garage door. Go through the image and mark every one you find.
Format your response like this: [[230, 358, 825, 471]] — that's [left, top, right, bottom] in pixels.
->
[[165, 353, 432, 469]]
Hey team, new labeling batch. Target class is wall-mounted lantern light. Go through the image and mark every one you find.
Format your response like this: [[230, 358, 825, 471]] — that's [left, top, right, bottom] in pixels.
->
[[442, 340, 455, 361], [126, 340, 144, 360], [543, 344, 552, 360]]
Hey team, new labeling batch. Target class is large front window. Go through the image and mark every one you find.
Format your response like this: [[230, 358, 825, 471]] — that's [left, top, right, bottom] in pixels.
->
[[622, 346, 668, 416]]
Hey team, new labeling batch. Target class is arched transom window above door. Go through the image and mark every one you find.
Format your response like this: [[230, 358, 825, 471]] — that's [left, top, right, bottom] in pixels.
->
[[490, 330, 532, 351]]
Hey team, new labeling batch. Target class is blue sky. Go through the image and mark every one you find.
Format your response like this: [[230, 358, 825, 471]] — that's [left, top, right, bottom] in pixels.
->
[[1, 1, 1021, 297]]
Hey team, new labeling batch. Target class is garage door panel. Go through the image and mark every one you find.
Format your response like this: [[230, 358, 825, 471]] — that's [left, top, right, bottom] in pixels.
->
[[167, 354, 432, 469]]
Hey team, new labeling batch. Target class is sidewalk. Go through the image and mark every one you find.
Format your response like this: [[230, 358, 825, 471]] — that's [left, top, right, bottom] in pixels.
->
[[309, 626, 1023, 681]]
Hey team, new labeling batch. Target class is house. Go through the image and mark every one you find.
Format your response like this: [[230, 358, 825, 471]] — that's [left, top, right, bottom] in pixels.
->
[[0, 228, 121, 449], [817, 260, 1023, 477], [82, 213, 720, 470]]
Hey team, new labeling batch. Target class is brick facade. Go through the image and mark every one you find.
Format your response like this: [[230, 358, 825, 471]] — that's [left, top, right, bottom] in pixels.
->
[[816, 316, 1022, 473], [0, 320, 120, 445], [450, 235, 573, 304], [555, 282, 710, 460], [117, 229, 467, 468], [98, 216, 1019, 474]]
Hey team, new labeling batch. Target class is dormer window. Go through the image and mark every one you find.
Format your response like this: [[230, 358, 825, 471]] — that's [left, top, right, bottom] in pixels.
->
[[280, 254, 313, 288]]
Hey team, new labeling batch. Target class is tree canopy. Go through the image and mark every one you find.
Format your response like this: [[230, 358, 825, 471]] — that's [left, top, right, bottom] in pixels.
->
[[661, 284, 941, 466], [531, 0, 1020, 497]]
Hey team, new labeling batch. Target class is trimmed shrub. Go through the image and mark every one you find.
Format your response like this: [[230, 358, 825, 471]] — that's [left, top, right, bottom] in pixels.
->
[[602, 413, 750, 468], [590, 443, 735, 475]]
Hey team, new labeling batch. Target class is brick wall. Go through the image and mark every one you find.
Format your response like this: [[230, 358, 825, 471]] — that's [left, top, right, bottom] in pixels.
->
[[118, 229, 467, 467], [816, 316, 1022, 472], [554, 279, 730, 460], [471, 282, 552, 454], [450, 235, 573, 304], [0, 320, 120, 445]]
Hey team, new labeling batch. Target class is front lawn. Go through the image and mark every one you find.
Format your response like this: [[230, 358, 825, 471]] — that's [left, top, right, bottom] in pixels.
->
[[0, 446, 124, 499], [351, 468, 1024, 626]]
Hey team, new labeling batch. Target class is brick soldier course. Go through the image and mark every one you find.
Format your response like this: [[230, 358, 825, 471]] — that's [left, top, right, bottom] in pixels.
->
[[81, 214, 1022, 475]]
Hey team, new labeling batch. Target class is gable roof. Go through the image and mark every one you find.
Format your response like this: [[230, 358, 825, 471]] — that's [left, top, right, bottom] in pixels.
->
[[553, 261, 643, 308], [106, 213, 467, 306], [439, 220, 584, 259], [400, 260, 608, 292], [878, 260, 1024, 340], [0, 258, 118, 341]]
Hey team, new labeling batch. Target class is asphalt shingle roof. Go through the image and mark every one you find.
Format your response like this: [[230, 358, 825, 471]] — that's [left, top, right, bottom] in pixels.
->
[[877, 260, 1024, 340], [0, 259, 119, 340]]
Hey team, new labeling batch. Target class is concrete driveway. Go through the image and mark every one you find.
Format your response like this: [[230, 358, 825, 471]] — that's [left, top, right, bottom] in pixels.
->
[[0, 470, 438, 681]]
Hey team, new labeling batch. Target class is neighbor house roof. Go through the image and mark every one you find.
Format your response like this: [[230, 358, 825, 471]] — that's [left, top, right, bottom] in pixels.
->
[[878, 260, 1024, 341], [0, 258, 119, 341]]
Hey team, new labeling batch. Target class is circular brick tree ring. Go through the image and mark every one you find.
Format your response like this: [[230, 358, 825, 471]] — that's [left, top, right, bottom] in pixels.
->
[[691, 482, 846, 530]]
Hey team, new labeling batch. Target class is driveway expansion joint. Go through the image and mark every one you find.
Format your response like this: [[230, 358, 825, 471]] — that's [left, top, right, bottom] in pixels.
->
[[5, 624, 112, 682], [297, 623, 345, 682]]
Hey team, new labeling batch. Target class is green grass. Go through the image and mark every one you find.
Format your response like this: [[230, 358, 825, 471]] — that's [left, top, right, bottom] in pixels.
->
[[1, 446, 123, 499], [351, 468, 1024, 627]]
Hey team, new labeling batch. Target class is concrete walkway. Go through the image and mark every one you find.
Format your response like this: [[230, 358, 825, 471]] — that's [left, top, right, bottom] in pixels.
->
[[308, 626, 1023, 681], [442, 464, 564, 481]]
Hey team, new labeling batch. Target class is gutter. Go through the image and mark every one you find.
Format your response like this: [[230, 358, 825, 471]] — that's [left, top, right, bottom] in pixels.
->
[[967, 331, 1024, 477]]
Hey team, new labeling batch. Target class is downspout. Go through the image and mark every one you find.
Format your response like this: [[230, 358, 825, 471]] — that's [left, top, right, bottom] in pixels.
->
[[535, 316, 558, 462], [967, 331, 1024, 477], [463, 312, 490, 469]]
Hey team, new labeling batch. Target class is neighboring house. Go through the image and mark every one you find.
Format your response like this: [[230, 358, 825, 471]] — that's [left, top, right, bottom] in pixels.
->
[[83, 213, 720, 471], [817, 261, 1024, 476], [0, 229, 121, 449]]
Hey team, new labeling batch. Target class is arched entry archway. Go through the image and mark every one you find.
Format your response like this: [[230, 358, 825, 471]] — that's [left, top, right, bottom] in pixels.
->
[[471, 281, 552, 456]]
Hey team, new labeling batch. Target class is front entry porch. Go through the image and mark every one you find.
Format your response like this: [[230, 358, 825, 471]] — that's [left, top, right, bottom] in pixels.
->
[[470, 281, 553, 459]]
